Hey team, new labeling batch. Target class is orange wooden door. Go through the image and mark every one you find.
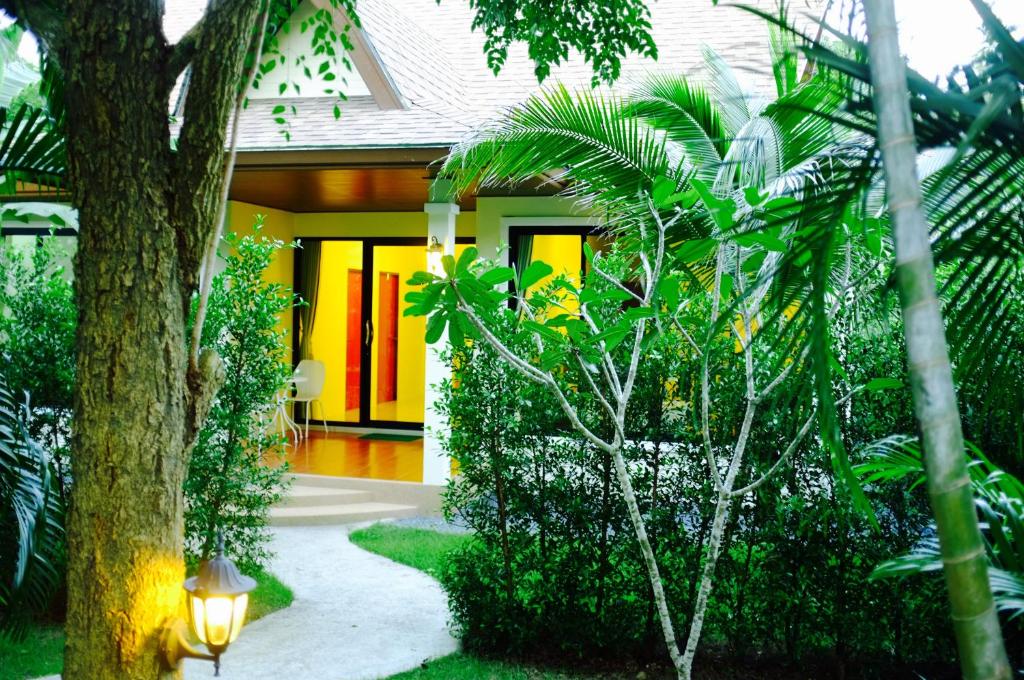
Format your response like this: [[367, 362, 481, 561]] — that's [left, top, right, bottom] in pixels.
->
[[345, 269, 362, 412], [376, 272, 399, 403]]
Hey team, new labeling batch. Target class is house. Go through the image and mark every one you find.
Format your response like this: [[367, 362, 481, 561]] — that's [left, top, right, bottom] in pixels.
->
[[5, 0, 801, 490]]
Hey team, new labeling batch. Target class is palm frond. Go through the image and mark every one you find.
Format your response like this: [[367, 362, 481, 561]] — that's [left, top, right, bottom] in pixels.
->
[[0, 376, 64, 629], [0, 103, 66, 196], [701, 45, 767, 137], [857, 435, 1024, 618], [626, 73, 725, 184], [767, 11, 800, 98], [441, 84, 676, 214], [746, 1, 1024, 461]]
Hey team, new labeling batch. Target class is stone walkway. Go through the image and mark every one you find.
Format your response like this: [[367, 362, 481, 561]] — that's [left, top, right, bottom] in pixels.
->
[[183, 525, 457, 680]]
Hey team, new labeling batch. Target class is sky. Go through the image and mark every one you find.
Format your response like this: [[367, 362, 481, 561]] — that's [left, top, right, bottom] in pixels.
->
[[8, 1, 1024, 82], [889, 0, 1024, 79]]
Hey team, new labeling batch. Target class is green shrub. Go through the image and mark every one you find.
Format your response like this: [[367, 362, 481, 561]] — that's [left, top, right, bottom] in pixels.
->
[[436, 312, 956, 674], [0, 235, 75, 498], [185, 221, 294, 572]]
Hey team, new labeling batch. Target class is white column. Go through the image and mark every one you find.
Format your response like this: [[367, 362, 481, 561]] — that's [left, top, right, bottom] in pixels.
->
[[422, 201, 459, 485]]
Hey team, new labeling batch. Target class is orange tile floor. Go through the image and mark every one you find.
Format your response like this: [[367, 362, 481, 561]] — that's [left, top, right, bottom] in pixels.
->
[[276, 430, 425, 482]]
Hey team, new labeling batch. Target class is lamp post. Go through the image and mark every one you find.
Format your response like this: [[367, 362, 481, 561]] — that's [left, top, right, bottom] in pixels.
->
[[161, 532, 256, 676]]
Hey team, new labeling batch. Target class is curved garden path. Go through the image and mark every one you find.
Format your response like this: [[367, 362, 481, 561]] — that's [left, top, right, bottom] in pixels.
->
[[184, 525, 457, 680]]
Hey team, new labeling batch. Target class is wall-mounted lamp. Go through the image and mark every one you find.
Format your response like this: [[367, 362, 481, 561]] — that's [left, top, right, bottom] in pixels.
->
[[426, 235, 445, 275], [161, 532, 256, 676]]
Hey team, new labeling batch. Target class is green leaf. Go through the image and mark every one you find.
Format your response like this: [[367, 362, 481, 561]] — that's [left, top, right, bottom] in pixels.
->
[[676, 238, 716, 263], [406, 270, 436, 286], [456, 247, 479, 275], [523, 319, 564, 343], [519, 260, 554, 291], [719, 273, 734, 302], [583, 241, 594, 265], [539, 347, 567, 371], [425, 311, 447, 344], [741, 251, 766, 273], [624, 306, 655, 321], [691, 178, 736, 230], [448, 314, 465, 347], [441, 254, 456, 278], [734, 231, 787, 252], [866, 377, 903, 392], [658, 276, 680, 311], [479, 266, 515, 287], [743, 185, 768, 206]]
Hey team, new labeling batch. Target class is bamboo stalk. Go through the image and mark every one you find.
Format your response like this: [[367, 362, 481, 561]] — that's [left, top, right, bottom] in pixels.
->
[[862, 1, 1010, 677]]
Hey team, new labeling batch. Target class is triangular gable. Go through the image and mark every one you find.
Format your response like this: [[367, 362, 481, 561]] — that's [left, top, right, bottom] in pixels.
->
[[248, 0, 406, 110]]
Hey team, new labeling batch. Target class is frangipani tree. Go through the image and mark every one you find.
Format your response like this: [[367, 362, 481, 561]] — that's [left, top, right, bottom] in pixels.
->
[[406, 174, 887, 677]]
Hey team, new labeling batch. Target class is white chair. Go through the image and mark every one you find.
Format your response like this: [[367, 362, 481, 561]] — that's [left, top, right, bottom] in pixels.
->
[[287, 359, 327, 440]]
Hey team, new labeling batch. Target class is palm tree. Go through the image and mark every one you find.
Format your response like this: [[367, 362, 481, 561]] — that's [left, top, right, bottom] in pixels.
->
[[0, 27, 65, 200], [443, 28, 846, 227]]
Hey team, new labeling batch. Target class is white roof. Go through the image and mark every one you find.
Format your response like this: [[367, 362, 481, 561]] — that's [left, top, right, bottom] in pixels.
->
[[166, 0, 805, 151]]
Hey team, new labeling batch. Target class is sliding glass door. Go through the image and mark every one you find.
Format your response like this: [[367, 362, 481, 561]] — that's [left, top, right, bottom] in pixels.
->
[[297, 238, 470, 429], [368, 244, 427, 424]]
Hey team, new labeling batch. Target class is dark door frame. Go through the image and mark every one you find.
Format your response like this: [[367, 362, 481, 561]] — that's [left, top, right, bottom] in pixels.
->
[[293, 235, 474, 431]]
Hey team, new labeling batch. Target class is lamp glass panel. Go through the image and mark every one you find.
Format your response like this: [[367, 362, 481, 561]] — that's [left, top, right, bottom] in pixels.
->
[[190, 595, 208, 644], [202, 596, 235, 646], [229, 594, 249, 643]]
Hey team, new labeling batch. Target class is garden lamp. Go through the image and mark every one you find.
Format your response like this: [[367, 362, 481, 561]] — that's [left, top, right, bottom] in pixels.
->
[[426, 235, 445, 275], [161, 532, 256, 676]]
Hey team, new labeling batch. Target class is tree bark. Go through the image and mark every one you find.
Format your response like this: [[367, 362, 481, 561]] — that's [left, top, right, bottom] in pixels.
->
[[58, 1, 258, 677], [862, 1, 1011, 678]]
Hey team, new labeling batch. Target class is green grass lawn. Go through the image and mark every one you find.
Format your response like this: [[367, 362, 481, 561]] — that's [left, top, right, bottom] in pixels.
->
[[348, 523, 471, 578], [0, 571, 292, 680], [349, 524, 625, 680], [389, 653, 590, 679], [0, 623, 64, 680]]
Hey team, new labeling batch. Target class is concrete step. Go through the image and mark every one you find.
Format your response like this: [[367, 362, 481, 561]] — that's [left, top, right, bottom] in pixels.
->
[[269, 501, 420, 527], [277, 486, 374, 508], [283, 473, 444, 515]]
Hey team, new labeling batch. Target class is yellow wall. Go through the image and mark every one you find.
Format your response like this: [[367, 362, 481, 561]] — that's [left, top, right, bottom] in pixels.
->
[[295, 211, 476, 239], [528, 234, 583, 289], [226, 201, 297, 340]]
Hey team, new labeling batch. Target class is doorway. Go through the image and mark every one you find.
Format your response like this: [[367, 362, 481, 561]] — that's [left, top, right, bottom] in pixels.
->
[[297, 238, 471, 429]]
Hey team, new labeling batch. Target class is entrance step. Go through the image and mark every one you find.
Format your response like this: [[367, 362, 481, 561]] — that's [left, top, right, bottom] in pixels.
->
[[269, 500, 419, 526], [276, 486, 374, 508], [270, 475, 436, 526]]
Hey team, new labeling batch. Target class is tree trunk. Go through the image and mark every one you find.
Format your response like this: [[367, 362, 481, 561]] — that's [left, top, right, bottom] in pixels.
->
[[862, 1, 1011, 677], [58, 1, 258, 676], [61, 6, 186, 679]]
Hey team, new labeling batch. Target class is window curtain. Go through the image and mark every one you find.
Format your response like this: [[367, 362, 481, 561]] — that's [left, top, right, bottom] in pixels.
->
[[514, 233, 533, 287], [298, 240, 322, 361]]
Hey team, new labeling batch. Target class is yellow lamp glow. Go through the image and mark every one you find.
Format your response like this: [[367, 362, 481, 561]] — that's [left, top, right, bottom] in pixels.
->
[[190, 593, 249, 647], [162, 532, 255, 676]]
